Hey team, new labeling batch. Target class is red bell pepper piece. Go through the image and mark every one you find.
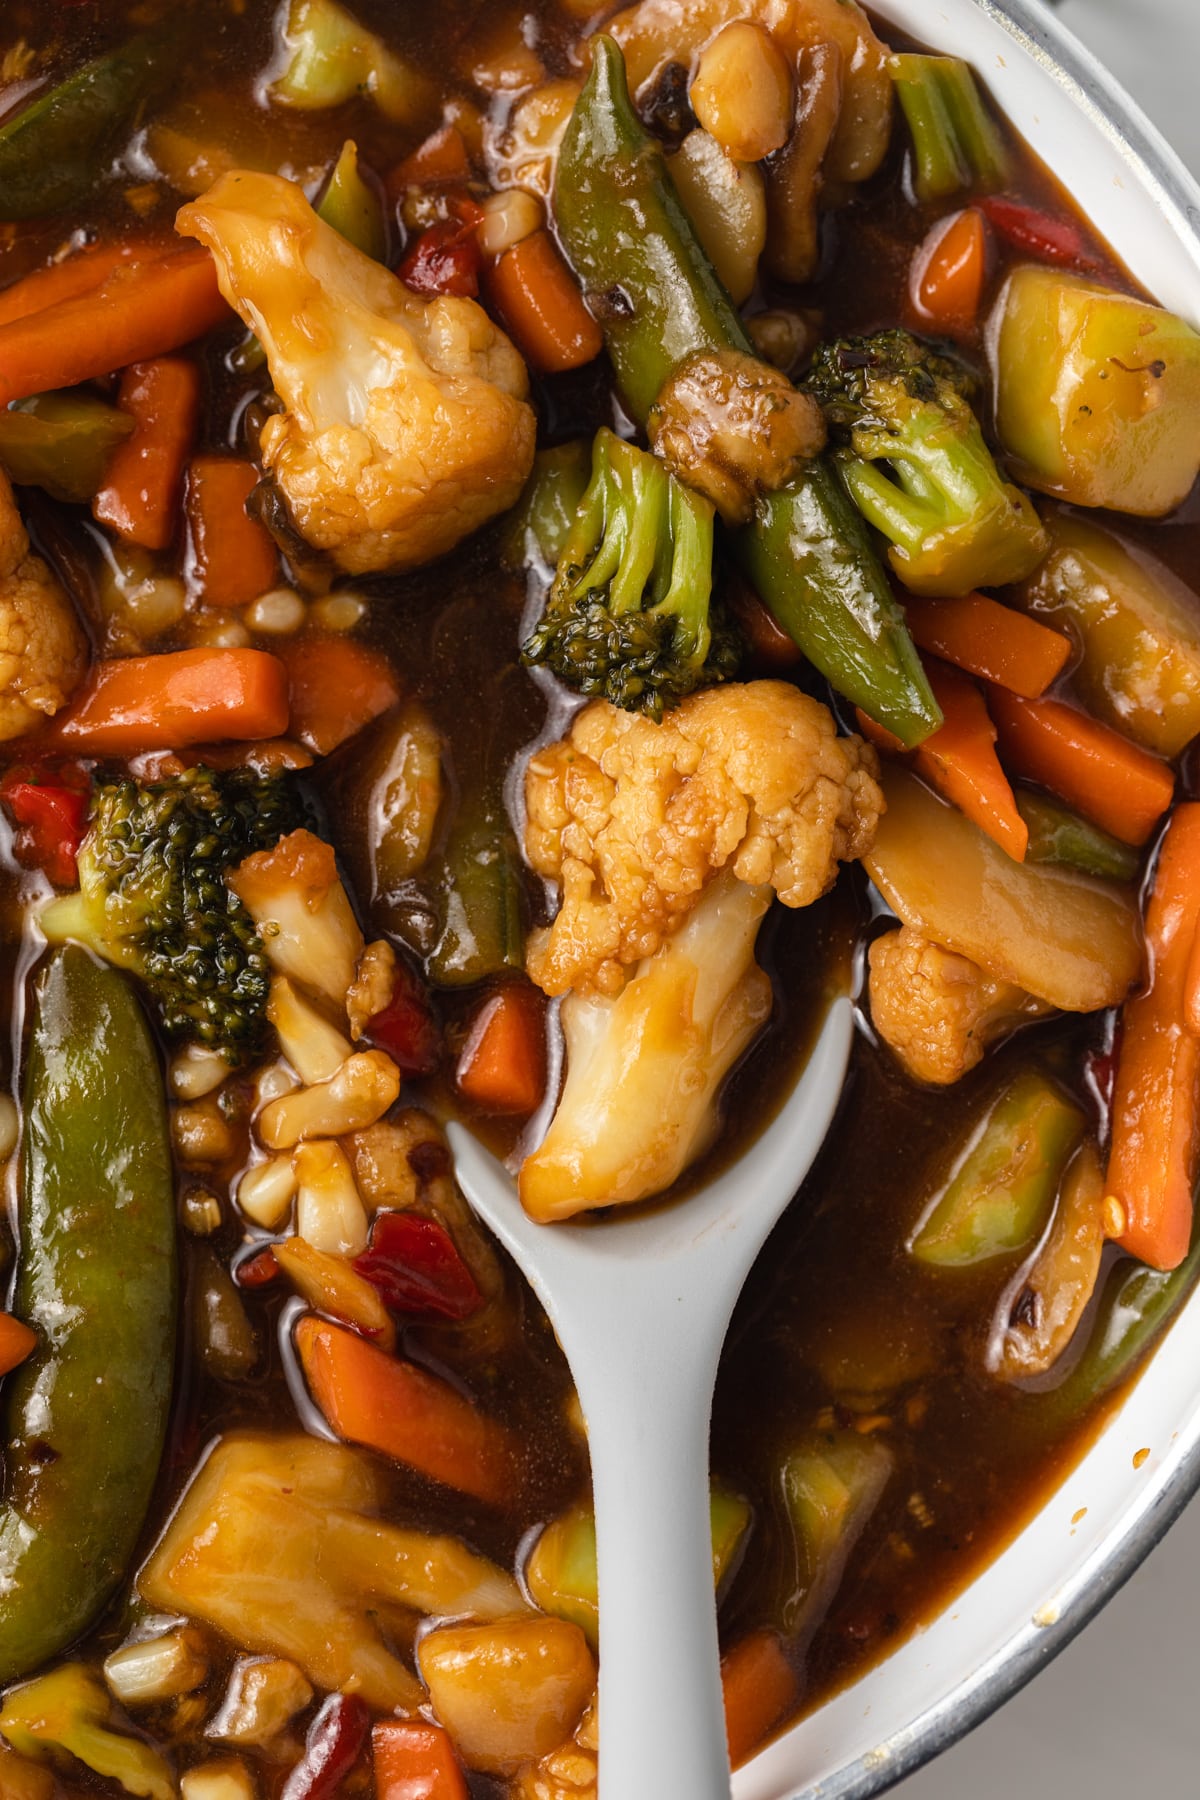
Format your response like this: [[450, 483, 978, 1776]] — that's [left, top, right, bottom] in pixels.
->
[[234, 1247, 281, 1289], [978, 197, 1102, 273], [0, 769, 90, 886], [398, 197, 483, 299], [364, 958, 440, 1076], [281, 1694, 371, 1800], [353, 1211, 483, 1322]]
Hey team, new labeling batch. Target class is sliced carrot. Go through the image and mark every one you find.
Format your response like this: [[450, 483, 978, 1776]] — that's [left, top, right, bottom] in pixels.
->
[[854, 707, 906, 757], [279, 635, 400, 755], [1185, 924, 1200, 1039], [989, 687, 1175, 847], [910, 661, 1026, 859], [185, 455, 279, 608], [93, 357, 202, 550], [0, 1314, 37, 1379], [726, 578, 803, 670], [1107, 803, 1200, 1270], [484, 230, 603, 374], [295, 1315, 516, 1504], [388, 125, 471, 193], [0, 236, 174, 329], [0, 247, 229, 407], [456, 981, 547, 1116], [910, 206, 989, 337], [373, 1722, 469, 1800], [43, 648, 290, 756], [904, 592, 1071, 699], [722, 1629, 799, 1768]]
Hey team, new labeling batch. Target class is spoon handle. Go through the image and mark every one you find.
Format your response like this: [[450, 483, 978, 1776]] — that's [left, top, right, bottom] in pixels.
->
[[577, 1315, 731, 1800]]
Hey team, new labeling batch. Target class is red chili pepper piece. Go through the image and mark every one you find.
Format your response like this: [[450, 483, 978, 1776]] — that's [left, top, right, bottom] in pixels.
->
[[978, 197, 1102, 273], [281, 1693, 371, 1800], [0, 771, 90, 886], [398, 206, 483, 298], [364, 958, 440, 1076], [353, 1211, 483, 1322], [234, 1248, 281, 1289]]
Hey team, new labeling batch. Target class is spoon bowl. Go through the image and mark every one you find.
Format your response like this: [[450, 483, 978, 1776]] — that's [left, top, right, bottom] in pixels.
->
[[448, 995, 853, 1800]]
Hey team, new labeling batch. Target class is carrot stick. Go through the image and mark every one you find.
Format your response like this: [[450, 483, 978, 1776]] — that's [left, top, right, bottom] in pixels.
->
[[43, 648, 290, 755], [989, 687, 1175, 847], [93, 357, 202, 550], [0, 247, 229, 407], [721, 1630, 798, 1768], [915, 661, 1027, 860], [185, 455, 279, 608], [1106, 803, 1200, 1270], [0, 236, 174, 329], [388, 125, 471, 193], [910, 206, 989, 336], [904, 592, 1071, 699], [373, 1722, 469, 1800], [854, 708, 906, 757], [295, 1315, 516, 1504], [1184, 924, 1200, 1039], [0, 1314, 37, 1379], [456, 981, 547, 1116], [279, 635, 400, 755], [485, 230, 604, 374]]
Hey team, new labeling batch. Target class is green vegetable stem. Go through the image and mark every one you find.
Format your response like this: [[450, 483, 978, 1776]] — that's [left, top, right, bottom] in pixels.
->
[[553, 37, 940, 748], [0, 947, 177, 1682], [910, 1069, 1083, 1268], [889, 54, 1010, 203], [0, 391, 134, 504], [0, 33, 170, 220], [428, 793, 525, 987], [1015, 788, 1140, 884]]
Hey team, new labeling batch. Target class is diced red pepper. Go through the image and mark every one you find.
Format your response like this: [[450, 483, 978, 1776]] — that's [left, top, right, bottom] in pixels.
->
[[398, 198, 483, 298], [0, 768, 90, 886], [978, 197, 1102, 273], [281, 1693, 371, 1800], [364, 958, 441, 1076], [234, 1248, 281, 1289], [353, 1211, 483, 1322]]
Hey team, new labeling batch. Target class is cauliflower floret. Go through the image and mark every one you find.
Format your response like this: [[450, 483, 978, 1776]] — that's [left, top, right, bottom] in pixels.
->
[[525, 681, 882, 998], [176, 172, 536, 576], [868, 925, 1051, 1087], [0, 470, 85, 741]]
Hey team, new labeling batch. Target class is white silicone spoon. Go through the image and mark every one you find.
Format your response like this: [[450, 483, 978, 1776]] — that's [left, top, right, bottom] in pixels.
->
[[447, 994, 852, 1800]]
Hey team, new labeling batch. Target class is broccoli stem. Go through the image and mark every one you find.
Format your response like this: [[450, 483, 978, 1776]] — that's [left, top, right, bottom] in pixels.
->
[[890, 54, 1009, 202]]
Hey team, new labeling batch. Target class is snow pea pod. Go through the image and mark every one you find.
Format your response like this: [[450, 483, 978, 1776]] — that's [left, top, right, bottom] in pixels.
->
[[553, 37, 940, 747], [0, 946, 177, 1682], [0, 34, 169, 221]]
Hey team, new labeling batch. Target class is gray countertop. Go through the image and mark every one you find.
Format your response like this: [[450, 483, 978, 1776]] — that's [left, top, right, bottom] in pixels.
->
[[897, 2, 1200, 1794]]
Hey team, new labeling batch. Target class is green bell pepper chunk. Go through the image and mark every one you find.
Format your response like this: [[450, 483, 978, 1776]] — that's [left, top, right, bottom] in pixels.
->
[[316, 139, 388, 263], [427, 794, 524, 988], [553, 37, 940, 748], [526, 1483, 751, 1646], [780, 1431, 893, 1632], [0, 34, 169, 221], [911, 1069, 1084, 1268], [0, 948, 177, 1683], [1016, 788, 1140, 884], [0, 392, 134, 504]]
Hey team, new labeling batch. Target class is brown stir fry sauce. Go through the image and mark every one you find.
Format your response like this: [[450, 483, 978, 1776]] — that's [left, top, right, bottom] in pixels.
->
[[1, 1, 1199, 1795]]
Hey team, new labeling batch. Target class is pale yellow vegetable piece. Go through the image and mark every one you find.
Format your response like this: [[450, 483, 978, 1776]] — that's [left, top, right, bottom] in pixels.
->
[[420, 1616, 596, 1777], [519, 874, 772, 1220], [141, 1434, 524, 1712], [864, 766, 1141, 1014], [207, 1658, 313, 1749], [273, 1235, 395, 1349], [230, 830, 364, 1013], [292, 1138, 370, 1256], [268, 977, 353, 1085], [1015, 508, 1200, 759], [990, 265, 1200, 517], [258, 1050, 400, 1151], [989, 1140, 1107, 1381], [689, 21, 793, 162], [667, 131, 766, 307]]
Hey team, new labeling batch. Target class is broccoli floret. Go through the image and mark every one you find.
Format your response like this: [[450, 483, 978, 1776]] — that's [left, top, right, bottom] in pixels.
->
[[805, 329, 1048, 597], [521, 428, 741, 722], [40, 766, 306, 1059]]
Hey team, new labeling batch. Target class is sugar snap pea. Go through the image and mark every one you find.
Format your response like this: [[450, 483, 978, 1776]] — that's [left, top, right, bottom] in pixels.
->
[[0, 946, 177, 1681], [553, 37, 940, 746]]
